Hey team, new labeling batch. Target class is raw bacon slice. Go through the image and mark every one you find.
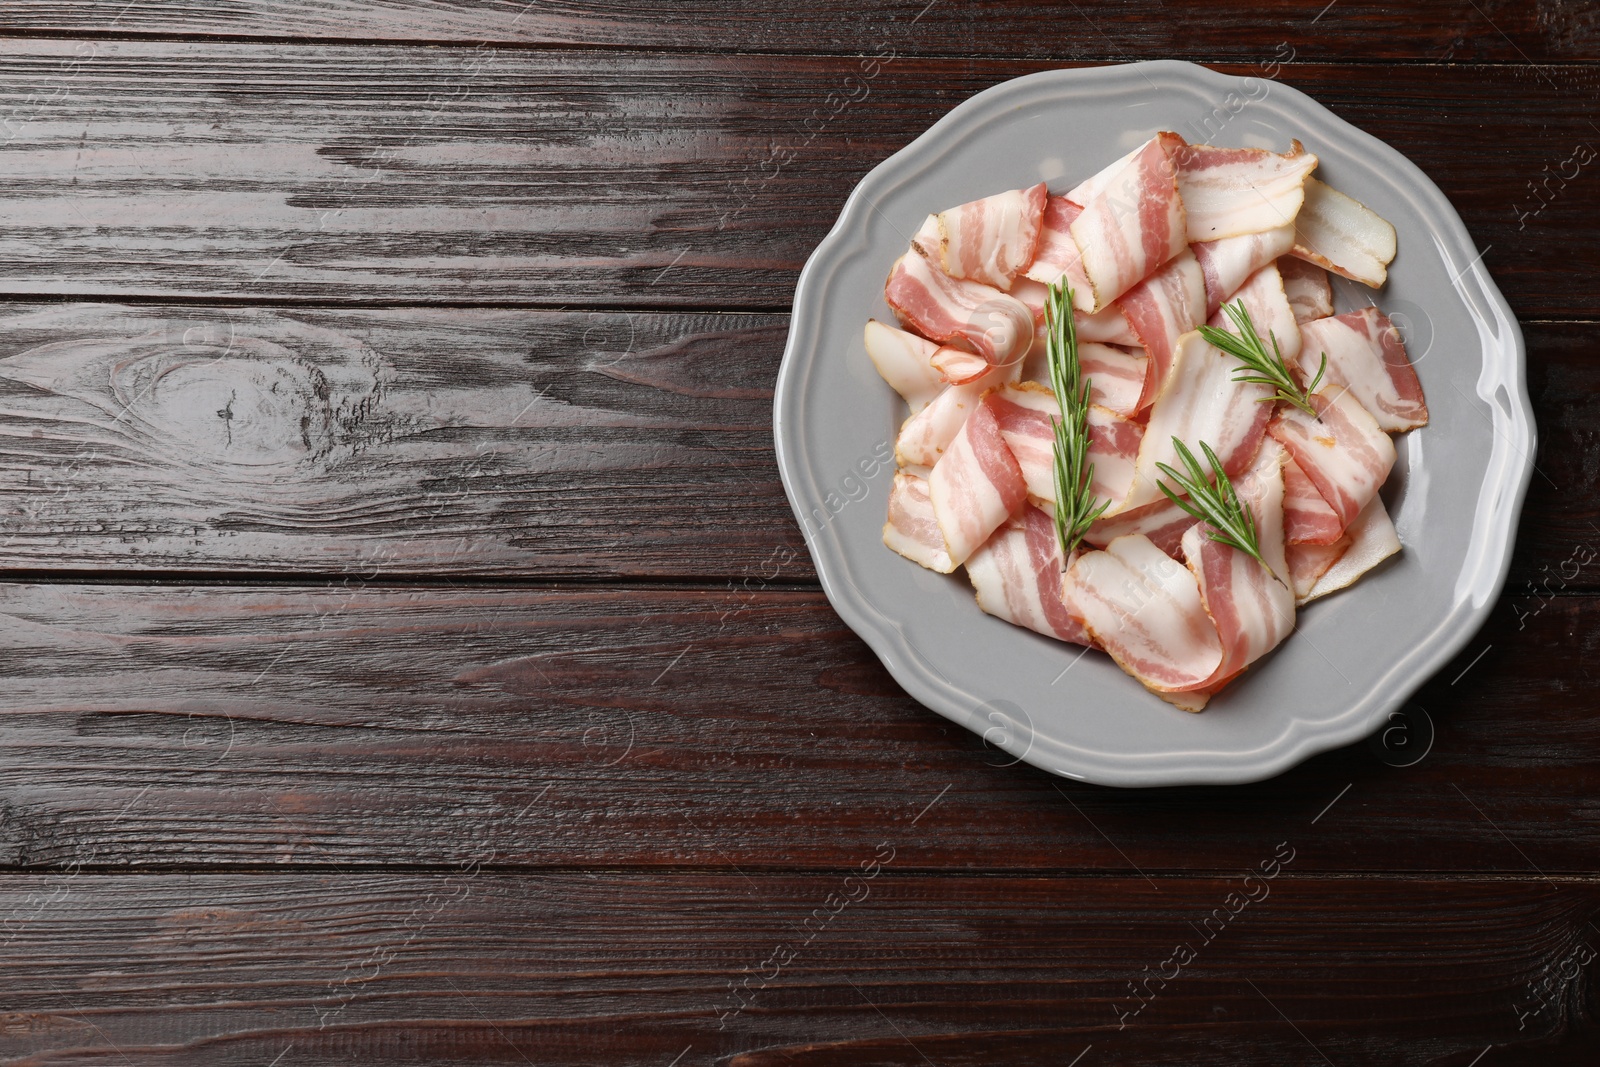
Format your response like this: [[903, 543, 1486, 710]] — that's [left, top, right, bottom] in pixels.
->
[[1061, 533, 1225, 698], [1084, 494, 1197, 557], [1121, 330, 1275, 511], [1023, 195, 1092, 294], [1278, 256, 1334, 324], [884, 250, 1034, 367], [1065, 141, 1144, 207], [1239, 437, 1291, 587], [1208, 262, 1302, 366], [1069, 132, 1188, 312], [1268, 385, 1396, 530], [930, 182, 1049, 291], [1283, 455, 1344, 545], [1303, 494, 1401, 603], [892, 358, 1019, 467], [1192, 224, 1296, 316], [985, 382, 1143, 512], [928, 396, 1028, 566], [864, 319, 945, 413], [1178, 440, 1295, 688], [1175, 140, 1318, 242], [1078, 343, 1147, 418], [1290, 178, 1397, 289], [930, 345, 994, 386], [1117, 248, 1207, 412], [967, 505, 1094, 646], [1288, 536, 1351, 601], [1297, 307, 1428, 432], [883, 471, 954, 574], [1077, 304, 1141, 346], [1180, 520, 1295, 689]]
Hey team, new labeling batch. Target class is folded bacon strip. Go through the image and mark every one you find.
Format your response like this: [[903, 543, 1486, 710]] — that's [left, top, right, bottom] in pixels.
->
[[865, 319, 946, 413], [1023, 195, 1092, 292], [1069, 132, 1189, 312], [929, 182, 1049, 291], [1268, 385, 1397, 530], [1277, 256, 1334, 324], [967, 505, 1094, 646], [985, 382, 1142, 511], [930, 345, 995, 386], [1192, 224, 1296, 317], [893, 358, 1019, 468], [1077, 343, 1148, 418], [1302, 493, 1401, 604], [1117, 248, 1207, 411], [1287, 536, 1351, 601], [885, 250, 1034, 368], [1061, 534, 1225, 702], [1207, 262, 1302, 366], [1291, 177, 1397, 289], [1175, 141, 1318, 242], [883, 471, 954, 573], [1084, 494, 1197, 557], [1122, 330, 1274, 511], [1283, 455, 1344, 545], [1179, 444, 1295, 692], [1297, 307, 1428, 432], [928, 396, 1028, 566]]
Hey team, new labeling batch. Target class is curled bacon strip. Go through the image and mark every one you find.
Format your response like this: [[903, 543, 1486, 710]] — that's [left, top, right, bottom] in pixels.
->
[[864, 319, 944, 413], [1300, 494, 1401, 604], [1117, 248, 1206, 411], [1192, 224, 1296, 317], [1283, 455, 1344, 545], [1022, 194, 1091, 292], [1268, 386, 1396, 531], [985, 382, 1144, 513], [884, 250, 1034, 368], [930, 182, 1049, 291], [1077, 343, 1148, 418], [1061, 533, 1225, 702], [968, 505, 1094, 646], [1084, 493, 1197, 558], [1121, 330, 1274, 512], [1297, 307, 1428, 432], [1290, 178, 1397, 289], [1175, 140, 1318, 242], [1277, 256, 1334, 324], [1069, 132, 1189, 313], [1179, 442, 1296, 692], [892, 358, 1019, 468], [1207, 262, 1302, 367], [928, 395, 1028, 566], [883, 471, 954, 574]]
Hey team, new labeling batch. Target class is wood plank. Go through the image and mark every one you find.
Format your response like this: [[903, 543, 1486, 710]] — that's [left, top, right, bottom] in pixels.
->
[[0, 303, 794, 579], [4, 0, 1598, 62], [0, 42, 1592, 315], [0, 580, 1593, 872], [0, 870, 1594, 1065], [0, 304, 1585, 589]]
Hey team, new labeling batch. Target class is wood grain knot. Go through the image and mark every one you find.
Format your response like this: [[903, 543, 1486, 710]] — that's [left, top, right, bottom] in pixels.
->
[[0, 307, 396, 480]]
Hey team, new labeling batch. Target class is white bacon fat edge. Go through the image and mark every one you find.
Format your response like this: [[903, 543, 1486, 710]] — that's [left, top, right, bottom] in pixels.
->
[[871, 130, 1426, 710]]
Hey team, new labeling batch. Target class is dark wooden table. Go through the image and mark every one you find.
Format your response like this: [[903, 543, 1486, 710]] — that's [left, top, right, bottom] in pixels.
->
[[0, 3, 1595, 1064]]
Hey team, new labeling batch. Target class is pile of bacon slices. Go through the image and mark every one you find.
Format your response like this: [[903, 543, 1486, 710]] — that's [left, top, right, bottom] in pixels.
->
[[871, 131, 1427, 711]]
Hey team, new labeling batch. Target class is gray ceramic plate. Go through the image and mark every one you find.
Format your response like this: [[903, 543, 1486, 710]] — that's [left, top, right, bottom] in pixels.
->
[[772, 61, 1533, 787]]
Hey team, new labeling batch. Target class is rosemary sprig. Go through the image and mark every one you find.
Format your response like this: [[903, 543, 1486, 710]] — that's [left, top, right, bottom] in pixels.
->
[[1198, 300, 1327, 419], [1154, 437, 1265, 566], [1046, 279, 1110, 558]]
